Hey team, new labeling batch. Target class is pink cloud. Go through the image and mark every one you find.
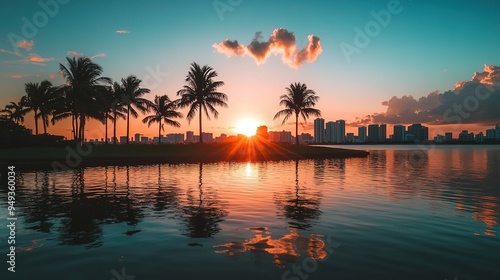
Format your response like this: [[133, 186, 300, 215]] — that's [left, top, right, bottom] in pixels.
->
[[67, 51, 83, 57], [213, 28, 323, 68], [17, 40, 34, 51], [116, 30, 130, 34], [23, 53, 55, 65], [3, 74, 40, 79], [0, 49, 22, 57]]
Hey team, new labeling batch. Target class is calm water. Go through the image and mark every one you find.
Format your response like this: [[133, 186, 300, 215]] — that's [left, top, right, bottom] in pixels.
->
[[0, 145, 499, 280]]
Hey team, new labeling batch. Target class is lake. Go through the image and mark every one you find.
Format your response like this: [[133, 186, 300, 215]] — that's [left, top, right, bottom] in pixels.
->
[[0, 145, 499, 279]]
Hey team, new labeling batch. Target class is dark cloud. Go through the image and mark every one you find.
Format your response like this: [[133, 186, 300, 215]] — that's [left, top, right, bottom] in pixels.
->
[[213, 28, 322, 68], [350, 64, 500, 126]]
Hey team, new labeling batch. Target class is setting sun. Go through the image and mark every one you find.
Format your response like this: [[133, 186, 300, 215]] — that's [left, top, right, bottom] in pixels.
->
[[236, 119, 259, 137]]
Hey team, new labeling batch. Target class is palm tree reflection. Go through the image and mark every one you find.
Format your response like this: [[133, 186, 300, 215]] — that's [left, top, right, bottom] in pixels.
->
[[179, 163, 228, 238], [275, 160, 322, 230]]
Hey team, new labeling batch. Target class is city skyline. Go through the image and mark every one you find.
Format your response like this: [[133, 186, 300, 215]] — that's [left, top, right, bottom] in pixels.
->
[[1, 1, 499, 141]]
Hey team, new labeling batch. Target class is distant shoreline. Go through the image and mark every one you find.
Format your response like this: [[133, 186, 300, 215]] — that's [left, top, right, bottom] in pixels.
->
[[0, 141, 369, 170]]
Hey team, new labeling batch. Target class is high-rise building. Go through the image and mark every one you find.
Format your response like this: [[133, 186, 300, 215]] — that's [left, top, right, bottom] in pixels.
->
[[458, 130, 474, 142], [314, 118, 325, 143], [325, 121, 336, 143], [368, 124, 380, 142], [486, 125, 500, 140], [346, 133, 355, 142], [134, 133, 141, 143], [379, 124, 387, 142], [393, 125, 405, 142], [445, 132, 453, 142], [299, 133, 314, 144], [186, 131, 195, 143], [358, 126, 367, 143], [256, 126, 268, 139], [336, 120, 346, 143], [408, 124, 428, 142]]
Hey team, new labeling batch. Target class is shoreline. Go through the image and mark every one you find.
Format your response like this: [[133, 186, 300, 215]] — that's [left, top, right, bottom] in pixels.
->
[[0, 140, 369, 170]]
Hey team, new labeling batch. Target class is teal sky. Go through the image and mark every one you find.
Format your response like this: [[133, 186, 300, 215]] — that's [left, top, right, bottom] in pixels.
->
[[1, 0, 499, 138]]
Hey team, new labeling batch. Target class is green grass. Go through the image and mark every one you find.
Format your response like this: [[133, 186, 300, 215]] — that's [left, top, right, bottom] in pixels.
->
[[0, 140, 369, 168]]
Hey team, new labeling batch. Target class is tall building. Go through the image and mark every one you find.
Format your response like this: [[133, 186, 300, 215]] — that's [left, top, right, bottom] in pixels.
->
[[408, 124, 429, 142], [314, 118, 325, 143], [379, 124, 387, 142], [393, 125, 405, 142], [458, 130, 474, 142], [486, 124, 500, 141], [358, 126, 367, 143], [325, 121, 336, 143], [299, 133, 314, 144], [134, 133, 142, 143], [445, 132, 453, 142], [368, 124, 380, 142], [256, 126, 268, 139], [186, 131, 194, 143], [336, 120, 346, 143]]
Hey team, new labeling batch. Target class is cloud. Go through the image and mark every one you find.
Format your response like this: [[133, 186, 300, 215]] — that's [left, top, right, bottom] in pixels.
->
[[49, 74, 55, 79], [3, 74, 41, 79], [17, 40, 34, 51], [0, 49, 22, 57], [67, 51, 83, 57], [90, 53, 106, 60], [350, 64, 500, 126], [116, 30, 130, 34], [213, 28, 323, 68], [22, 53, 55, 65], [66, 51, 106, 60]]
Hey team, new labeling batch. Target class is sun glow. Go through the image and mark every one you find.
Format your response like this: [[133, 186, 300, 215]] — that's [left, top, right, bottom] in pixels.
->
[[236, 119, 259, 137]]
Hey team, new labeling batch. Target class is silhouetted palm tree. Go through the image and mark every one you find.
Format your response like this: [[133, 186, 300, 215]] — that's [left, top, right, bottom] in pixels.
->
[[273, 82, 321, 145], [1, 97, 29, 125], [142, 95, 182, 143], [177, 62, 227, 143], [120, 75, 151, 144], [58, 57, 111, 142], [97, 83, 126, 144], [24, 80, 54, 135]]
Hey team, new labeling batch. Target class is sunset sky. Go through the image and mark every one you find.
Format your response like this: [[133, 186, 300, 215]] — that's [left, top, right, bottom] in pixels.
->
[[1, 0, 499, 140]]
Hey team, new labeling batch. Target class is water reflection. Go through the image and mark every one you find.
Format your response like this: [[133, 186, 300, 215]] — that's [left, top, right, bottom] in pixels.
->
[[274, 160, 322, 230], [214, 227, 328, 268], [179, 163, 228, 238]]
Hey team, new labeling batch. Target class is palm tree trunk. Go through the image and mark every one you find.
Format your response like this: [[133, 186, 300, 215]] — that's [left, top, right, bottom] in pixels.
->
[[199, 104, 203, 144], [105, 113, 108, 144], [42, 115, 47, 134], [295, 113, 299, 145], [71, 115, 76, 140], [158, 119, 162, 144], [34, 109, 39, 135], [80, 114, 86, 144], [126, 106, 130, 144], [113, 112, 117, 144]]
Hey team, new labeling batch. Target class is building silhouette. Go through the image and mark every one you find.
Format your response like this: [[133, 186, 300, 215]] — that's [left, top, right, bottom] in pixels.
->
[[379, 124, 387, 142], [358, 126, 367, 143], [269, 131, 293, 143], [393, 125, 405, 142], [368, 124, 380, 142], [256, 126, 269, 139], [186, 131, 194, 143], [313, 118, 325, 143]]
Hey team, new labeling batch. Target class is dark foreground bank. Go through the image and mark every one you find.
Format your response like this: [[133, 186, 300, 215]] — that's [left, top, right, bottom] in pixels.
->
[[0, 139, 369, 169]]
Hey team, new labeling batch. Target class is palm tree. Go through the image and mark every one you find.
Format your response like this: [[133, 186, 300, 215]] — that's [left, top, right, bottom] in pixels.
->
[[177, 62, 227, 143], [96, 83, 126, 144], [142, 95, 183, 143], [120, 75, 151, 144], [24, 80, 53, 135], [273, 82, 321, 145], [58, 57, 111, 143], [1, 97, 29, 125]]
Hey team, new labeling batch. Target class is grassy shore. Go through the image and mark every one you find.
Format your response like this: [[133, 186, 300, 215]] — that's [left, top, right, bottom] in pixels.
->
[[0, 139, 369, 168]]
